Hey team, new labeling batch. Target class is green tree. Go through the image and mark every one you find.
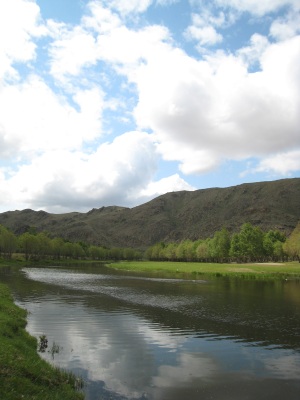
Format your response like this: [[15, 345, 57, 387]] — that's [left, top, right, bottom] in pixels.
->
[[0, 226, 17, 259], [18, 233, 39, 260], [237, 223, 264, 261], [196, 239, 210, 261], [36, 232, 52, 258], [263, 230, 286, 259], [283, 222, 300, 261], [229, 233, 242, 259], [210, 227, 231, 261], [163, 243, 177, 261], [51, 237, 65, 259]]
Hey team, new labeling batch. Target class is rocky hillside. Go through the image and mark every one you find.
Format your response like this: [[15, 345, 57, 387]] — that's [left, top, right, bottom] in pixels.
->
[[0, 178, 299, 249]]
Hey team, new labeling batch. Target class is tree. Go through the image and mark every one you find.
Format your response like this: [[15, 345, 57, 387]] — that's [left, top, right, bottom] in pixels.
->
[[263, 230, 286, 260], [36, 232, 52, 258], [210, 227, 231, 261], [283, 222, 300, 261], [0, 225, 17, 259], [18, 233, 39, 260], [51, 237, 65, 259], [196, 239, 210, 261], [237, 223, 264, 261], [229, 233, 242, 260], [163, 243, 177, 261]]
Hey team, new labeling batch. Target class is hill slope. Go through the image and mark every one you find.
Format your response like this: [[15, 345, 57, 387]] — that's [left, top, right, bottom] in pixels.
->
[[0, 178, 299, 249]]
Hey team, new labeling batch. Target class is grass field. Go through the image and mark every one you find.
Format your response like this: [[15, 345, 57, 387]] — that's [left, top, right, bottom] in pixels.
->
[[0, 283, 84, 400], [109, 260, 300, 280]]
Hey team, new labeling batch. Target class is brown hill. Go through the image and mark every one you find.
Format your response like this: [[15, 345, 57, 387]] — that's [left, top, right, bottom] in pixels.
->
[[0, 178, 299, 249]]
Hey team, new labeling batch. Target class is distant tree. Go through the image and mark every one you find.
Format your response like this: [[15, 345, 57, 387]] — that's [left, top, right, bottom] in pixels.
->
[[123, 248, 134, 260], [238, 223, 264, 261], [109, 247, 123, 260], [263, 230, 286, 260], [229, 233, 242, 260], [51, 237, 65, 259], [163, 243, 177, 261], [18, 233, 39, 260], [146, 242, 165, 260], [72, 243, 86, 259], [36, 232, 52, 258], [89, 245, 101, 260], [196, 239, 210, 261], [210, 227, 231, 261], [283, 222, 300, 261], [176, 240, 195, 261], [0, 225, 17, 259]]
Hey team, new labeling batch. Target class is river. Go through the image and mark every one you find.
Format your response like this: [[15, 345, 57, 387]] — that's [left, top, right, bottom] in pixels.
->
[[1, 264, 300, 399]]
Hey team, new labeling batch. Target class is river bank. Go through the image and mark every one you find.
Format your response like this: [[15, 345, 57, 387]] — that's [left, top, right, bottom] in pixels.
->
[[0, 283, 84, 400], [109, 260, 300, 279]]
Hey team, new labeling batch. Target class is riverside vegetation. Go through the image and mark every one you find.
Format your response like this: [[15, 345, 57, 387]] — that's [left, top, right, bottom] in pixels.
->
[[0, 283, 84, 400], [0, 221, 300, 264], [0, 220, 299, 398]]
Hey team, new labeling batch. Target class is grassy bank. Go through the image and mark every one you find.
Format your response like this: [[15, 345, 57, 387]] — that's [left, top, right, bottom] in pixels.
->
[[0, 283, 84, 400], [109, 260, 300, 280]]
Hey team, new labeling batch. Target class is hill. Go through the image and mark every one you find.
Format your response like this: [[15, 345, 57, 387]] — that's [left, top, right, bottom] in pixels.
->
[[0, 178, 299, 249]]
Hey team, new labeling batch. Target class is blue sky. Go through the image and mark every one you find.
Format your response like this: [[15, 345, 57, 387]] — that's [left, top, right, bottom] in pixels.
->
[[0, 0, 299, 213]]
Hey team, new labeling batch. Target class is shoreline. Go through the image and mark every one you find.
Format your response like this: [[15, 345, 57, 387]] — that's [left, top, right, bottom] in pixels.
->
[[108, 260, 300, 280], [0, 283, 84, 400]]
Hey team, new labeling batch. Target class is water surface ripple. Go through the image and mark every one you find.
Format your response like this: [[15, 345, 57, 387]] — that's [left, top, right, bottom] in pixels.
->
[[1, 264, 300, 400]]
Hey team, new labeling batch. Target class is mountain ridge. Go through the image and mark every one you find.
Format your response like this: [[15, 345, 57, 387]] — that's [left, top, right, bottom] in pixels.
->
[[0, 178, 299, 249]]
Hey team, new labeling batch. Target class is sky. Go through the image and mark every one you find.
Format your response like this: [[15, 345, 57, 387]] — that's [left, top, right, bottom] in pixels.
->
[[0, 0, 299, 213]]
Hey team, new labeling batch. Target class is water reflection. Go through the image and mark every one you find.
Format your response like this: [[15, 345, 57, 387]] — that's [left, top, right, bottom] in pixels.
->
[[1, 265, 300, 399]]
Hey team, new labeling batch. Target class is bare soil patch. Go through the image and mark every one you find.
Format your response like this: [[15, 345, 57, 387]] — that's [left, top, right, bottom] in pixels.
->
[[254, 263, 284, 266], [228, 268, 254, 272]]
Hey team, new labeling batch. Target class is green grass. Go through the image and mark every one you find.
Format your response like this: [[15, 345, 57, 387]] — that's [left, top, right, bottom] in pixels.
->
[[109, 260, 300, 280], [0, 283, 84, 400]]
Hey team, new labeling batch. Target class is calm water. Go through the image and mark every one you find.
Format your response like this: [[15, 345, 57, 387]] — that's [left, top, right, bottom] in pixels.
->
[[1, 264, 300, 400]]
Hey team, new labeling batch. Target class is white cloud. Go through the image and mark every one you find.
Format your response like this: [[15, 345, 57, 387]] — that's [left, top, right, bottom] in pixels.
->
[[185, 25, 223, 46], [184, 12, 224, 47], [253, 151, 300, 175], [140, 174, 195, 197], [0, 1, 299, 213], [49, 26, 98, 82], [238, 33, 269, 65], [0, 0, 46, 80], [0, 131, 193, 212], [133, 34, 300, 174], [215, 0, 300, 16], [104, 0, 153, 15], [0, 75, 104, 158], [270, 10, 300, 40], [83, 2, 121, 34]]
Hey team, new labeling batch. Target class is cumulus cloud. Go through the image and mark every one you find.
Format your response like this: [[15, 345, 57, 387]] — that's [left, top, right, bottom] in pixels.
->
[[270, 10, 300, 40], [133, 34, 300, 173], [0, 75, 104, 158], [140, 174, 195, 198], [215, 0, 300, 16], [0, 0, 299, 213], [49, 26, 99, 82], [104, 0, 153, 15], [253, 151, 300, 175], [0, 0, 46, 80], [1, 132, 166, 212], [184, 13, 223, 47]]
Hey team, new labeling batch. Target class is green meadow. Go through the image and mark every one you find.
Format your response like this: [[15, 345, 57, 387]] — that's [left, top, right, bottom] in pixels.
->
[[109, 260, 300, 280]]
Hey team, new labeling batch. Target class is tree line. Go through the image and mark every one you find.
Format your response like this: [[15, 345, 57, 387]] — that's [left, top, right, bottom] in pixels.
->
[[1, 222, 299, 263], [0, 225, 142, 261], [145, 222, 300, 263]]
